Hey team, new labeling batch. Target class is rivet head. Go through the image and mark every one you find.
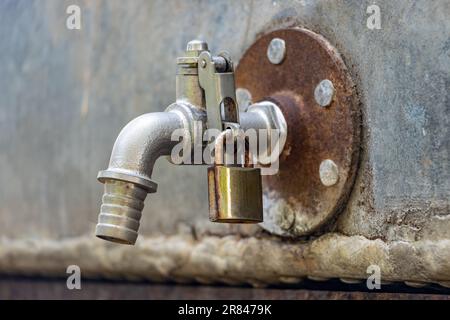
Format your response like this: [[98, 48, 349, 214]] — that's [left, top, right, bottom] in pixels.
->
[[200, 59, 207, 68], [267, 38, 286, 65], [314, 79, 335, 107], [319, 159, 339, 186]]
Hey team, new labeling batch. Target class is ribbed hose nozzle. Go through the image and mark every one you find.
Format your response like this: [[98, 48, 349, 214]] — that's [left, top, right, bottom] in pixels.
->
[[95, 179, 147, 245]]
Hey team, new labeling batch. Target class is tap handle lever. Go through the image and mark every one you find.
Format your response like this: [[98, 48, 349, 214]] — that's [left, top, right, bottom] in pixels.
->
[[198, 51, 239, 131]]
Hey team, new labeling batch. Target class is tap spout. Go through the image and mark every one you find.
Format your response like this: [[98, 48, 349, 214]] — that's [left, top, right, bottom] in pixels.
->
[[96, 111, 185, 245]]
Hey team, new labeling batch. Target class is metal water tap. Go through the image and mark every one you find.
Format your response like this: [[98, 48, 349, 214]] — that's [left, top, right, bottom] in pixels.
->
[[95, 40, 287, 245]]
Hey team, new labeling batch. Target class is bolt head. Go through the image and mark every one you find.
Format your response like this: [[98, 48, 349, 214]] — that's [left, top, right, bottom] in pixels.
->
[[186, 39, 208, 52], [314, 79, 335, 107], [267, 38, 286, 65], [319, 159, 339, 186], [200, 59, 207, 68]]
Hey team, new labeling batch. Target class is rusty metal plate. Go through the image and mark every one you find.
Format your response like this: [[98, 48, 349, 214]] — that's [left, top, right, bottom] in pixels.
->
[[236, 28, 360, 237]]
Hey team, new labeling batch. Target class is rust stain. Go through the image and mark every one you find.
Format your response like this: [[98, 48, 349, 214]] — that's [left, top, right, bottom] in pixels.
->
[[236, 28, 361, 236]]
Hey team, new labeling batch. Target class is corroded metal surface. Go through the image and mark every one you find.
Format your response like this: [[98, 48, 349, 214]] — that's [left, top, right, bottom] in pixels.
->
[[0, 233, 449, 288], [0, 0, 447, 244], [236, 28, 360, 237], [0, 0, 448, 287]]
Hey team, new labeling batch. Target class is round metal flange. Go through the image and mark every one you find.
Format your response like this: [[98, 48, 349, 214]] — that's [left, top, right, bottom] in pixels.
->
[[236, 28, 360, 237]]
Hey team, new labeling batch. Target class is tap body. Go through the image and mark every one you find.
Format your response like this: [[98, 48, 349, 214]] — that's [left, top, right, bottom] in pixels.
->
[[96, 40, 286, 245]]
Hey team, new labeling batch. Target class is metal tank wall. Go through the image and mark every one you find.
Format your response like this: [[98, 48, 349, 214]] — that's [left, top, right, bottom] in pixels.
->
[[0, 0, 448, 287]]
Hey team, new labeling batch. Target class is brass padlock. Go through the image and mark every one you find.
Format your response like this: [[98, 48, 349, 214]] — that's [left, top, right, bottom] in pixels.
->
[[207, 129, 263, 223]]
